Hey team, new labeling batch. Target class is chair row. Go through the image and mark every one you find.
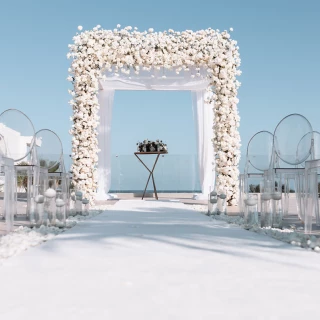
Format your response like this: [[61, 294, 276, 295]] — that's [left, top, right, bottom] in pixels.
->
[[0, 109, 88, 233], [240, 113, 320, 233]]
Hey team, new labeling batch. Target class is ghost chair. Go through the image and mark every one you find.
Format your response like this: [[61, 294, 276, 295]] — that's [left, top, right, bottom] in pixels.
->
[[0, 109, 46, 225], [271, 114, 313, 225], [242, 131, 274, 227], [0, 154, 16, 233], [300, 131, 320, 233], [0, 133, 16, 233], [34, 129, 70, 227], [304, 158, 320, 233]]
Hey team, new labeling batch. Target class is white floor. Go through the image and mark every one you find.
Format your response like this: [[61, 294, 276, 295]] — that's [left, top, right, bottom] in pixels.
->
[[0, 200, 320, 319]]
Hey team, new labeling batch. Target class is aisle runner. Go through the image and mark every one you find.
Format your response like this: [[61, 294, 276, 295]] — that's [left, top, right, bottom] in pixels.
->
[[0, 200, 320, 320], [112, 198, 197, 214]]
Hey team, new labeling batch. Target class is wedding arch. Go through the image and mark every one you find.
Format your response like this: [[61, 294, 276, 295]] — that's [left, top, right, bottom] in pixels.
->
[[68, 25, 241, 205]]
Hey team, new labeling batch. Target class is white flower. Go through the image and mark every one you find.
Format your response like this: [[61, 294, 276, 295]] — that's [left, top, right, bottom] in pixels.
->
[[148, 28, 154, 33], [117, 24, 121, 28], [78, 26, 83, 31], [229, 27, 233, 32]]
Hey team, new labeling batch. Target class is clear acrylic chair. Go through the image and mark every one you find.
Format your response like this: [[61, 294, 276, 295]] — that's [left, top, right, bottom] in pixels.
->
[[243, 131, 274, 226], [0, 109, 43, 224], [0, 155, 16, 233], [35, 129, 69, 227], [304, 159, 320, 233], [302, 132, 320, 233], [271, 113, 313, 224]]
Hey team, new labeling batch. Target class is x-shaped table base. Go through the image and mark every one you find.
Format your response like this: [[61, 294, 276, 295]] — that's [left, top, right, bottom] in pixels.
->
[[134, 152, 166, 200]]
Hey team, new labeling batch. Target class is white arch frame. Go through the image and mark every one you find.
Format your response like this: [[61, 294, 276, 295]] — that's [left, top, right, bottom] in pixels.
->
[[68, 25, 241, 205]]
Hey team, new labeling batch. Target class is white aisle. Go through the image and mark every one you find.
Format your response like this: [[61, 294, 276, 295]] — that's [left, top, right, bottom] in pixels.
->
[[0, 200, 320, 319]]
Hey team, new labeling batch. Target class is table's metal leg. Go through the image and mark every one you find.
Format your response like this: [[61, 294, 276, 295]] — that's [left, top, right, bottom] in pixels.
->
[[134, 153, 161, 200], [142, 172, 152, 200], [150, 155, 160, 200]]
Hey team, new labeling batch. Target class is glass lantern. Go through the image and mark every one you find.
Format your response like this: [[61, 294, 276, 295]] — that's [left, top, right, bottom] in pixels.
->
[[44, 183, 56, 226], [271, 177, 283, 228], [75, 191, 83, 215], [217, 193, 227, 214], [31, 167, 48, 227], [244, 194, 259, 228], [82, 198, 89, 216], [34, 194, 45, 227], [208, 190, 218, 215], [69, 190, 76, 216], [0, 156, 16, 233], [55, 188, 66, 227], [260, 179, 272, 228]]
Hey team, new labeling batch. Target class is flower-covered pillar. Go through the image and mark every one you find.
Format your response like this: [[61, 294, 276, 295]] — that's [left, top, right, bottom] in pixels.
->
[[210, 33, 241, 206], [68, 29, 103, 203]]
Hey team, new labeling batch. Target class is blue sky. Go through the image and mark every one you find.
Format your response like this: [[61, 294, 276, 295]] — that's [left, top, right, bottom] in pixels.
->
[[0, 0, 319, 176]]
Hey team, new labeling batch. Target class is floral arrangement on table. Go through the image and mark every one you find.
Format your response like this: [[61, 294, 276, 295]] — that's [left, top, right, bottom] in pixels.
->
[[136, 139, 168, 153], [68, 24, 241, 205]]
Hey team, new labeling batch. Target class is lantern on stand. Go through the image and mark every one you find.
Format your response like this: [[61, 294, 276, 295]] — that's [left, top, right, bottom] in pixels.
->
[[75, 191, 83, 215], [82, 198, 89, 216], [217, 193, 227, 214], [34, 194, 45, 227], [44, 187, 56, 226], [244, 194, 259, 228], [55, 188, 66, 227], [208, 190, 218, 215]]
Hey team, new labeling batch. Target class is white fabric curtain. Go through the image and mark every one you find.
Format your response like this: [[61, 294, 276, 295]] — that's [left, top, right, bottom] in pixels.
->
[[96, 90, 115, 200], [99, 67, 210, 91], [96, 70, 214, 200], [192, 90, 215, 200]]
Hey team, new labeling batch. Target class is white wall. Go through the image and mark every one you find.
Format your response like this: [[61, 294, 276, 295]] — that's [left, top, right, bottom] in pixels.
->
[[0, 124, 35, 161]]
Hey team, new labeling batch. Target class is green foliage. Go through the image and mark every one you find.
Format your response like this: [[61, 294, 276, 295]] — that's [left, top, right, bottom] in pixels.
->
[[16, 161, 30, 191], [249, 184, 260, 193], [39, 159, 60, 173], [248, 183, 294, 193]]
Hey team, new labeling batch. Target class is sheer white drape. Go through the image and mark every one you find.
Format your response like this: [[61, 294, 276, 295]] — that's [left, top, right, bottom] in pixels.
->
[[96, 90, 115, 200], [192, 90, 215, 200], [96, 71, 214, 200]]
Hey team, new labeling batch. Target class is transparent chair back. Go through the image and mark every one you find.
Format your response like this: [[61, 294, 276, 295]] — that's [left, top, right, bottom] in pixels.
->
[[0, 109, 36, 222], [273, 113, 313, 221], [0, 109, 36, 163]]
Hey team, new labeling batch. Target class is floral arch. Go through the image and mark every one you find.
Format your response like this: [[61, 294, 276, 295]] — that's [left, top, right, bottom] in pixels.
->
[[68, 25, 241, 205]]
